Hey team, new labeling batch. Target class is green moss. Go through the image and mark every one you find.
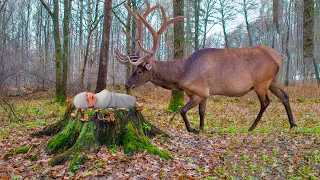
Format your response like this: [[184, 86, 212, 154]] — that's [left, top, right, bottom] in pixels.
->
[[30, 151, 40, 161], [70, 152, 87, 172], [75, 122, 98, 150], [99, 109, 107, 114], [48, 153, 69, 166], [47, 118, 82, 154], [168, 90, 184, 112], [14, 145, 32, 154], [84, 109, 95, 116], [4, 151, 13, 159], [123, 123, 170, 159], [55, 87, 67, 104]]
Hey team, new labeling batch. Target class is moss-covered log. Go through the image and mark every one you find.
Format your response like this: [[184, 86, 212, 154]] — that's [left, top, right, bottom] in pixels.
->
[[33, 104, 169, 172]]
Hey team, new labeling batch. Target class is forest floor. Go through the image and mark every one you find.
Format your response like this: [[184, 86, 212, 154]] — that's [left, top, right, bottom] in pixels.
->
[[0, 85, 319, 179]]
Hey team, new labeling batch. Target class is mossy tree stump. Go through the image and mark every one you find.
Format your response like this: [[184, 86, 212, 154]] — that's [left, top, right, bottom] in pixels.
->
[[32, 104, 169, 172]]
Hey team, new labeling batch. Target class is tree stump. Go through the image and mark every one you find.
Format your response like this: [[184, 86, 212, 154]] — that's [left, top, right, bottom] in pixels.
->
[[32, 104, 169, 172]]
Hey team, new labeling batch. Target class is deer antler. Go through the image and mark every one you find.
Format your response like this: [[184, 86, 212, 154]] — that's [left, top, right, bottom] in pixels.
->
[[136, 6, 184, 55], [115, 2, 159, 65], [115, 1, 184, 66]]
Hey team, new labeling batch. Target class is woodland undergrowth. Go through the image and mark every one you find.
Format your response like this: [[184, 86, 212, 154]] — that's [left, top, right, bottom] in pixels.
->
[[0, 86, 319, 179]]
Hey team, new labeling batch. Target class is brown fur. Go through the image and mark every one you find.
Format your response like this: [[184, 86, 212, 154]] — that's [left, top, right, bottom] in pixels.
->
[[126, 46, 297, 133]]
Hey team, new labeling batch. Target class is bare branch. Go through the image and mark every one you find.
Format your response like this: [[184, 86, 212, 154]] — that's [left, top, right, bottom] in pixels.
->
[[39, 0, 54, 17], [0, 0, 8, 12]]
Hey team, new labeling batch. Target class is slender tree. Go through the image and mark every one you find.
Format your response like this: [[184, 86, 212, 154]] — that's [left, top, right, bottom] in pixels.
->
[[284, 0, 293, 86], [201, 0, 216, 48], [81, 0, 103, 89], [61, 0, 71, 101], [168, 0, 185, 112], [215, 0, 236, 48], [238, 0, 258, 46], [303, 0, 320, 84], [273, 0, 280, 34], [194, 0, 200, 50], [39, 0, 65, 103], [95, 0, 113, 93]]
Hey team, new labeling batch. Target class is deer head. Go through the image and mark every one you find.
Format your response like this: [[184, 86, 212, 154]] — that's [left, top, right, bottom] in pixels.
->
[[115, 1, 184, 89]]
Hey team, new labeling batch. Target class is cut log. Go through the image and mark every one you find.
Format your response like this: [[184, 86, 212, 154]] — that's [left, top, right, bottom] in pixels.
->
[[32, 104, 169, 172]]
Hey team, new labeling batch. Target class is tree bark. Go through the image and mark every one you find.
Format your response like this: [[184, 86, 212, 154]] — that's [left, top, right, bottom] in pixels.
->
[[61, 0, 71, 103], [31, 104, 169, 172], [194, 0, 200, 51], [96, 0, 113, 93], [168, 0, 185, 112], [303, 0, 320, 84], [243, 0, 253, 46], [125, 0, 134, 94], [284, 0, 293, 86], [39, 0, 66, 103]]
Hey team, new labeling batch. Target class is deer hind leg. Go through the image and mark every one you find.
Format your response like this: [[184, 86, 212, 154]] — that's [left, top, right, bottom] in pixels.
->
[[181, 94, 204, 133], [248, 84, 271, 132], [199, 98, 207, 131], [269, 82, 297, 129]]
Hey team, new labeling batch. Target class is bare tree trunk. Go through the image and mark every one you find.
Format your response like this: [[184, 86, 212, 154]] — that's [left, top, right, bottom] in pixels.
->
[[61, 0, 71, 102], [243, 0, 253, 46], [222, 19, 229, 48], [80, 0, 93, 89], [272, 0, 279, 49], [303, 0, 319, 84], [40, 0, 64, 102], [78, 0, 84, 86], [202, 0, 215, 48], [314, 0, 320, 85], [284, 0, 293, 86], [169, 0, 185, 112], [194, 0, 200, 50], [273, 0, 280, 34], [95, 0, 113, 93], [125, 0, 133, 93], [37, 3, 43, 89], [185, 0, 193, 55]]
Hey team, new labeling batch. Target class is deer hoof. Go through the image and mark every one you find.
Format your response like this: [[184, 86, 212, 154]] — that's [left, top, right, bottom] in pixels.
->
[[248, 127, 255, 132], [290, 123, 297, 129], [191, 128, 200, 134]]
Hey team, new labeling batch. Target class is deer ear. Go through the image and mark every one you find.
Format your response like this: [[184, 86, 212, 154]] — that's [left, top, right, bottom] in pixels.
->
[[145, 63, 152, 71]]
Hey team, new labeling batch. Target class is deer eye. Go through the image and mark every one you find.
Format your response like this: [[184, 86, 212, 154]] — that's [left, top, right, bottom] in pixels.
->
[[137, 70, 143, 75]]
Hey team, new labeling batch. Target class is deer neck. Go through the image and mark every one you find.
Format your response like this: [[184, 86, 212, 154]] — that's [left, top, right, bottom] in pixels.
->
[[150, 59, 185, 90]]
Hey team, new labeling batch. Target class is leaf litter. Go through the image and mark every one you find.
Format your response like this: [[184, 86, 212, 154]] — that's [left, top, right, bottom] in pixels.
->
[[0, 86, 319, 179]]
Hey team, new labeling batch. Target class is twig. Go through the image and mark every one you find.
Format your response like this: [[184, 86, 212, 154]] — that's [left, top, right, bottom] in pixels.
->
[[39, 0, 53, 17], [112, 0, 127, 27], [170, 111, 179, 122], [3, 99, 23, 122], [0, 73, 16, 85]]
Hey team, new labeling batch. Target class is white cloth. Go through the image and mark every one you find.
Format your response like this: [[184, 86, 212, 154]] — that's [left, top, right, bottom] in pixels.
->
[[73, 90, 136, 109], [73, 92, 88, 109], [94, 89, 136, 108]]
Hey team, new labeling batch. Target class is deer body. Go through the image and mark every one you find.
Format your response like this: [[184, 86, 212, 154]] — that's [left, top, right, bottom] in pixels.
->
[[141, 46, 279, 97], [116, 2, 296, 133], [180, 46, 281, 98]]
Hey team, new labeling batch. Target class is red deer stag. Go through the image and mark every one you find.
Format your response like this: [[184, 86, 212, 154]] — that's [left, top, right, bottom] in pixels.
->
[[116, 2, 297, 133]]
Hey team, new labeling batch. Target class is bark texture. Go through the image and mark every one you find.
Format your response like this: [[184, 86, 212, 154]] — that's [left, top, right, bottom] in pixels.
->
[[169, 0, 185, 112], [96, 0, 113, 93], [32, 104, 169, 172]]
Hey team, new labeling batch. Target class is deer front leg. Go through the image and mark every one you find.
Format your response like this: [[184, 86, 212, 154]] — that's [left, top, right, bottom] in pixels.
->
[[180, 95, 204, 133]]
